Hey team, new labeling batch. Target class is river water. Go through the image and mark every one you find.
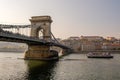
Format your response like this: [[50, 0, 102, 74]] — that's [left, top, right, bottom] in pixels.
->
[[0, 52, 120, 80]]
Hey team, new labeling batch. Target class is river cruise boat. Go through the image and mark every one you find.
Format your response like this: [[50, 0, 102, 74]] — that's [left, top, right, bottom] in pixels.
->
[[87, 52, 113, 58]]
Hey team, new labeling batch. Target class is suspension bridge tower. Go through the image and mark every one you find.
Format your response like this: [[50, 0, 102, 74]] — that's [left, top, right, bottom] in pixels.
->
[[25, 16, 58, 60], [30, 16, 52, 41]]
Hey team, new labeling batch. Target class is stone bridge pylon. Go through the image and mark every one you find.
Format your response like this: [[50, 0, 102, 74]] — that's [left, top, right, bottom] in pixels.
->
[[25, 16, 58, 60], [30, 16, 52, 41]]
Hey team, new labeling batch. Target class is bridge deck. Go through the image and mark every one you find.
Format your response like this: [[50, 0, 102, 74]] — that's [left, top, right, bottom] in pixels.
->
[[0, 30, 70, 49]]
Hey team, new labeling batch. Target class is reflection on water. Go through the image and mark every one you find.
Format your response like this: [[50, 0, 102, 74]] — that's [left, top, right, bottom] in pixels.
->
[[0, 52, 57, 80], [0, 52, 120, 80], [26, 60, 56, 80]]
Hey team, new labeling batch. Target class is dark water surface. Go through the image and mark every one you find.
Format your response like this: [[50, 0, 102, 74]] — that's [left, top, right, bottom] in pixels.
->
[[0, 52, 120, 80]]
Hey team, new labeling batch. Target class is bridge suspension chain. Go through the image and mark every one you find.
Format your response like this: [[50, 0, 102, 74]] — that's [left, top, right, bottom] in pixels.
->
[[50, 31, 60, 44], [0, 24, 31, 29], [0, 24, 60, 44], [38, 29, 60, 43], [0, 24, 31, 37]]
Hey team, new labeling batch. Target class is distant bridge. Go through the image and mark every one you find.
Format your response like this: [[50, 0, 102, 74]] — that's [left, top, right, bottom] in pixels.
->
[[0, 16, 71, 60]]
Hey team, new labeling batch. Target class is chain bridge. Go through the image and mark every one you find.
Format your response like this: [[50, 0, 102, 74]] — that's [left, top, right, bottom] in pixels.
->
[[0, 16, 71, 60]]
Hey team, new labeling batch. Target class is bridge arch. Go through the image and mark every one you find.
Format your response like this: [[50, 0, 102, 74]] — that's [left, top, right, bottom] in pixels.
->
[[30, 16, 52, 41]]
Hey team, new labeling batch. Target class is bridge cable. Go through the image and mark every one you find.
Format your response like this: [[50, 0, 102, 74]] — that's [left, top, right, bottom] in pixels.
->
[[50, 31, 61, 44]]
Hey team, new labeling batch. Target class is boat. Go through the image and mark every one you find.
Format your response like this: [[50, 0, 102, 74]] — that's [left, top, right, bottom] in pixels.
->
[[87, 52, 113, 58]]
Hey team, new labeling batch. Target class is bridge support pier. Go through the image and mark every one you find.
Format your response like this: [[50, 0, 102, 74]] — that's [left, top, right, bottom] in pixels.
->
[[24, 45, 59, 60]]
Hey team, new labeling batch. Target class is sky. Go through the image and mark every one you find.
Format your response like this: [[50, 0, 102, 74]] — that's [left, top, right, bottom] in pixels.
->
[[0, 0, 120, 39]]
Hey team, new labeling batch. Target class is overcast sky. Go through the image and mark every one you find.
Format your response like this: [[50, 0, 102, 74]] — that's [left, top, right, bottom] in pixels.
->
[[0, 0, 120, 39]]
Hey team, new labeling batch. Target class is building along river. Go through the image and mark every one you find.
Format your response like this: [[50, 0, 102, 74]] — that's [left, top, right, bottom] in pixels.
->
[[0, 52, 120, 80]]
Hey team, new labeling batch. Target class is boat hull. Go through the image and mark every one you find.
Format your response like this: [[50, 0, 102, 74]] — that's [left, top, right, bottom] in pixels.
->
[[87, 56, 113, 58], [87, 52, 113, 58]]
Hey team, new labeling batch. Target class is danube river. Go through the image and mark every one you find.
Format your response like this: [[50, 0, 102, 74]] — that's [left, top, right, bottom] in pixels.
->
[[0, 52, 120, 80]]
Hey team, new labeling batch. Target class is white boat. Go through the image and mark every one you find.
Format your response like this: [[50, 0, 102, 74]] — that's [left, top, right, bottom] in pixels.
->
[[87, 52, 113, 58]]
